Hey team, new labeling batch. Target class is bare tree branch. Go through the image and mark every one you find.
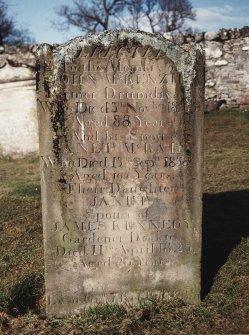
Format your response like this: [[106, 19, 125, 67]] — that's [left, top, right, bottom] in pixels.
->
[[0, 0, 34, 45], [55, 0, 126, 33], [54, 0, 195, 35], [126, 0, 195, 33], [158, 0, 196, 32]]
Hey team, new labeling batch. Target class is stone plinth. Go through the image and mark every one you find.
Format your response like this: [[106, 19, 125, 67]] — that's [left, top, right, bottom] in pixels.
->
[[36, 31, 204, 317]]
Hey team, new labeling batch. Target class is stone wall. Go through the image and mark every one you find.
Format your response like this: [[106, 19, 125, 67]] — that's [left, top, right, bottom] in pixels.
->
[[164, 26, 249, 107], [0, 26, 249, 156], [0, 45, 37, 157]]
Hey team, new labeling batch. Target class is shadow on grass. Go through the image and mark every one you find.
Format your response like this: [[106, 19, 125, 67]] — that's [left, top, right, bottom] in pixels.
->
[[201, 190, 249, 298]]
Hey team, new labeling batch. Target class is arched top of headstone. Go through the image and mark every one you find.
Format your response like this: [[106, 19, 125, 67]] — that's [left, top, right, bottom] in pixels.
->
[[37, 30, 203, 111], [36, 30, 204, 316], [38, 30, 188, 61]]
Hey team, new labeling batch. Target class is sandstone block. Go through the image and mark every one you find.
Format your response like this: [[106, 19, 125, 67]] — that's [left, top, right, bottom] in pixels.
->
[[214, 59, 228, 66], [36, 31, 204, 317], [236, 95, 249, 105], [204, 32, 220, 41]]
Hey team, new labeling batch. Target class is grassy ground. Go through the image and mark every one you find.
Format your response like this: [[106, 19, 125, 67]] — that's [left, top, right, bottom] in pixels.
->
[[0, 110, 248, 334]]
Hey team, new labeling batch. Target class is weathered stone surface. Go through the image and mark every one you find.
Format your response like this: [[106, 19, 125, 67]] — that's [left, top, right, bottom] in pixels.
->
[[185, 34, 195, 43], [219, 29, 229, 41], [0, 45, 36, 68], [163, 32, 173, 41], [205, 80, 215, 88], [204, 31, 220, 41], [0, 80, 37, 157], [0, 45, 37, 157], [37, 31, 204, 316], [204, 42, 223, 59], [236, 95, 249, 105], [174, 33, 185, 45], [1, 62, 33, 81], [194, 32, 204, 43], [229, 28, 241, 39], [214, 59, 228, 66], [240, 26, 249, 37], [0, 58, 37, 156]]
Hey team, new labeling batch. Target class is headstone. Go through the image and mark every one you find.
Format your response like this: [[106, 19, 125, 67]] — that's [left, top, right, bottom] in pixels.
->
[[37, 31, 204, 317]]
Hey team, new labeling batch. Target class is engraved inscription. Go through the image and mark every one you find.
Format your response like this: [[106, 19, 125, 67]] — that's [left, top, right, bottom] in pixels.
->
[[37, 32, 203, 316]]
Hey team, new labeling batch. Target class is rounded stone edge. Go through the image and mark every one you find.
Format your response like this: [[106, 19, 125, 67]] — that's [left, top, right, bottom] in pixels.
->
[[36, 30, 204, 114], [50, 30, 201, 69]]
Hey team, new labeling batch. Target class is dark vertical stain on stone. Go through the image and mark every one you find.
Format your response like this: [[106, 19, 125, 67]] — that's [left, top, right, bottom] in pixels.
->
[[35, 61, 40, 92], [51, 96, 67, 161]]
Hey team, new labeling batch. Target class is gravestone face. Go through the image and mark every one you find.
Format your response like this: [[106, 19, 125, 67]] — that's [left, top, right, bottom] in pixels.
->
[[37, 31, 204, 317]]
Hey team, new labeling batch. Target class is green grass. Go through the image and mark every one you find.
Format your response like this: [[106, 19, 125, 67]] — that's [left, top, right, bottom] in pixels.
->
[[204, 111, 249, 193], [0, 156, 44, 319], [0, 110, 248, 334]]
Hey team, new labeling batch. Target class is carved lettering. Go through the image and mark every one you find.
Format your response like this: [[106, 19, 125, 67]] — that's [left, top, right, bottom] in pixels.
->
[[37, 32, 204, 315]]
